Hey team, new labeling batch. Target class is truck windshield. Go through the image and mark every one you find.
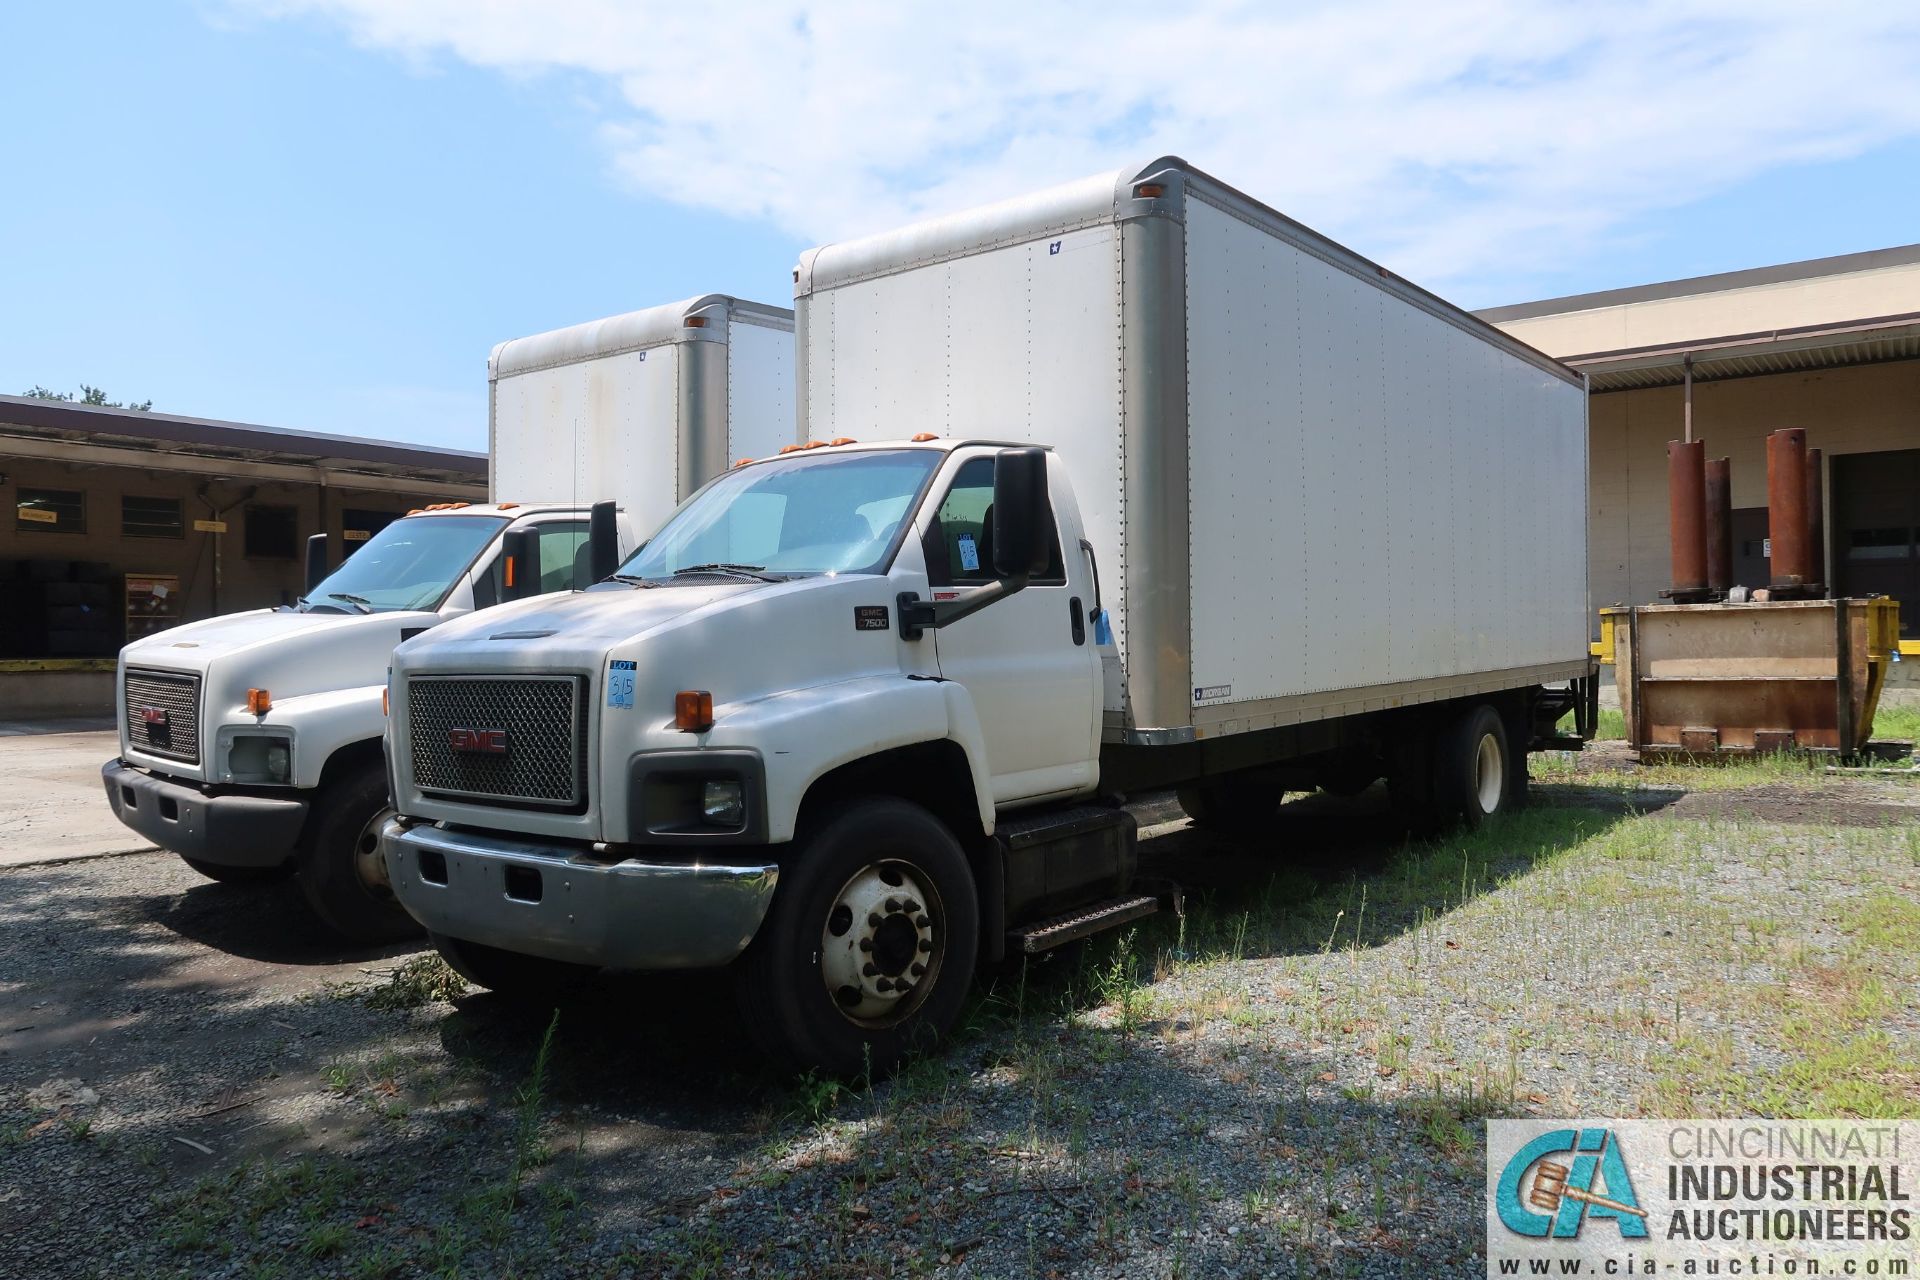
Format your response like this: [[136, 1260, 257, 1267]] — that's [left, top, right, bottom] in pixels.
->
[[305, 514, 506, 613], [623, 449, 942, 579]]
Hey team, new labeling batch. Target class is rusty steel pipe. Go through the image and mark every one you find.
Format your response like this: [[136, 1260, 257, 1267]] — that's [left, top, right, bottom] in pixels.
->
[[1704, 456, 1732, 596], [1805, 447, 1825, 595], [1767, 428, 1811, 591], [1667, 439, 1708, 597]]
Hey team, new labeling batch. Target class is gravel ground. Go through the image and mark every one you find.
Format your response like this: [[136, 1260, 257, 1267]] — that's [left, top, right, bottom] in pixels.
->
[[2, 754, 1916, 1279]]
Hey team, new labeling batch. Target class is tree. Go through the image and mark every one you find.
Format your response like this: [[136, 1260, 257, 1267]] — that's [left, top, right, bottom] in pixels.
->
[[22, 384, 152, 411]]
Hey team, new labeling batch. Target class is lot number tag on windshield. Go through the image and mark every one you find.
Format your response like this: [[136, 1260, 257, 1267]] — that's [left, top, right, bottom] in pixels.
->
[[607, 660, 636, 710]]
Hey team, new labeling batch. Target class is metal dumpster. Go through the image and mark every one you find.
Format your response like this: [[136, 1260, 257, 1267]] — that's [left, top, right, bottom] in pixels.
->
[[1602, 598, 1900, 756]]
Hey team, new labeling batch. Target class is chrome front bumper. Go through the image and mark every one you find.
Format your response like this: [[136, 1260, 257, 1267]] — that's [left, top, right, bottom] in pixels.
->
[[380, 819, 778, 971]]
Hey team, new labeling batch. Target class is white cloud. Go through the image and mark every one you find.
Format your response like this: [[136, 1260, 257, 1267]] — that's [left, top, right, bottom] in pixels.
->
[[232, 0, 1920, 296]]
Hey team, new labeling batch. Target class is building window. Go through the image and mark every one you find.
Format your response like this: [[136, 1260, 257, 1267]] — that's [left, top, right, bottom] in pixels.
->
[[245, 505, 299, 559], [15, 488, 85, 533], [122, 495, 185, 539], [341, 507, 402, 556]]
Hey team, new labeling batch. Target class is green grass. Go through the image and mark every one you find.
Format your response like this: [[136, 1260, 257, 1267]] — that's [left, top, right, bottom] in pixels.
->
[[1872, 700, 1920, 742]]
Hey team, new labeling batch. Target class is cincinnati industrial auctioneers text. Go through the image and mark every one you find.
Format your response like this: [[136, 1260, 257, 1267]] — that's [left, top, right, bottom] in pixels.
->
[[1487, 1120, 1918, 1276]]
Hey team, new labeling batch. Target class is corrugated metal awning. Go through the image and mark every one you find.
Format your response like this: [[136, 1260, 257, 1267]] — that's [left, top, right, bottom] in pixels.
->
[[1565, 313, 1920, 390]]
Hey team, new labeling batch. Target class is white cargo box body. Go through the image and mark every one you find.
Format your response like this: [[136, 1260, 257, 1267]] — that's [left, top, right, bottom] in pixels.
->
[[796, 158, 1589, 742], [489, 295, 796, 535]]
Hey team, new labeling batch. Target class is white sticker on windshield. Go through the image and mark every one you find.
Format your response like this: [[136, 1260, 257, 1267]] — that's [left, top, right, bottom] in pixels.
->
[[957, 533, 980, 573]]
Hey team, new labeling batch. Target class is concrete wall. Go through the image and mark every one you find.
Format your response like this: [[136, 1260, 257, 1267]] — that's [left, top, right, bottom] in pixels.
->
[[1, 456, 482, 645], [1589, 359, 1920, 613]]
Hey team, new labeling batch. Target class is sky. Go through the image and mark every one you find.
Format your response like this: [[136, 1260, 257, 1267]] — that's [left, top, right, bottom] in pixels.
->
[[3, 2, 1918, 453]]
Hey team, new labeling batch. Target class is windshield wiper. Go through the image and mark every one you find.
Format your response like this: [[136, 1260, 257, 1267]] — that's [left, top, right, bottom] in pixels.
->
[[604, 573, 659, 589], [322, 591, 375, 614], [670, 563, 783, 583]]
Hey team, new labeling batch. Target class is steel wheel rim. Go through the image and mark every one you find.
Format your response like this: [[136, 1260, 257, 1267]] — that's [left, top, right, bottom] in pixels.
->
[[1474, 732, 1504, 815], [355, 806, 397, 896], [819, 859, 942, 1028]]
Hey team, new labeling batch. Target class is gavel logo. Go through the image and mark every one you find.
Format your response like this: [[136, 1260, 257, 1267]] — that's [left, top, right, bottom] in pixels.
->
[[1528, 1160, 1649, 1220], [1494, 1126, 1650, 1239]]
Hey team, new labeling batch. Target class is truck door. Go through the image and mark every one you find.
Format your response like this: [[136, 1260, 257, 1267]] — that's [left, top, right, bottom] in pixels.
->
[[920, 454, 1102, 804]]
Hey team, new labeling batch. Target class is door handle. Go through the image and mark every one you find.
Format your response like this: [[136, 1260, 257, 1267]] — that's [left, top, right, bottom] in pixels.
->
[[1069, 596, 1086, 645]]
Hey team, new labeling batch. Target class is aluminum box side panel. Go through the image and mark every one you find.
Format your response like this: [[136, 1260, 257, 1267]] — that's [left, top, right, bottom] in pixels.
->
[[1184, 195, 1588, 713], [799, 225, 1129, 669], [724, 311, 799, 465], [490, 342, 683, 537]]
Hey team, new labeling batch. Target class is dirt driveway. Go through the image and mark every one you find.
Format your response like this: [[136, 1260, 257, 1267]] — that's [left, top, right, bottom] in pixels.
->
[[2, 758, 1916, 1278], [0, 720, 150, 868]]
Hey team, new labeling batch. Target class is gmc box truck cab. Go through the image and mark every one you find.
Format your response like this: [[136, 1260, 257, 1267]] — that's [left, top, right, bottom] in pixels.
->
[[102, 294, 795, 940], [377, 159, 1593, 1072]]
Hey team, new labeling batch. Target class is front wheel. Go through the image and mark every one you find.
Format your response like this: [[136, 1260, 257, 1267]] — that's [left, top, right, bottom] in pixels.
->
[[736, 797, 979, 1077], [294, 762, 419, 943]]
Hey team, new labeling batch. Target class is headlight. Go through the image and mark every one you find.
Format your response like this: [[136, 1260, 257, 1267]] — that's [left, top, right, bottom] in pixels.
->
[[701, 780, 746, 827], [227, 734, 294, 784]]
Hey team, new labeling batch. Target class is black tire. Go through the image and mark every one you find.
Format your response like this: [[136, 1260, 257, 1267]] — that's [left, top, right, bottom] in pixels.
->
[[180, 855, 290, 885], [431, 932, 595, 997], [736, 797, 979, 1077], [294, 761, 419, 943], [1432, 704, 1511, 829], [1176, 776, 1285, 832]]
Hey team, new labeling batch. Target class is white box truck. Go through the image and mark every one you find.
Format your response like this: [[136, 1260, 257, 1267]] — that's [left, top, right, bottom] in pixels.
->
[[375, 159, 1593, 1072], [103, 294, 796, 941]]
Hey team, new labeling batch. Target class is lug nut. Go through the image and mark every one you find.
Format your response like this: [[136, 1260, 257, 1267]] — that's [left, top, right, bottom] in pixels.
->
[[858, 938, 873, 952], [915, 915, 930, 929], [868, 912, 883, 928], [874, 977, 893, 992], [910, 962, 926, 977], [885, 897, 901, 913], [902, 898, 921, 914], [918, 939, 932, 953], [862, 962, 878, 977]]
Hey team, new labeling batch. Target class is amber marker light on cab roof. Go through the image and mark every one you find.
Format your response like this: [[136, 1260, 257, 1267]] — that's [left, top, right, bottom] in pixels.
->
[[778, 443, 805, 454], [734, 457, 754, 468], [674, 690, 715, 733], [246, 688, 272, 715], [830, 437, 858, 446], [911, 433, 939, 442]]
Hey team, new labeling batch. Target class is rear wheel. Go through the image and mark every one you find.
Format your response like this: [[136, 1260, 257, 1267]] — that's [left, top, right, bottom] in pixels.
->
[[431, 932, 595, 998], [180, 855, 289, 884], [1433, 704, 1511, 829], [294, 762, 419, 943], [737, 797, 978, 1077]]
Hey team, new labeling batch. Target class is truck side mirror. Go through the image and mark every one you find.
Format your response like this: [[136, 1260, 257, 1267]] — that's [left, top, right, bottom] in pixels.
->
[[304, 533, 329, 593], [588, 501, 619, 584], [991, 447, 1050, 578], [501, 527, 540, 601]]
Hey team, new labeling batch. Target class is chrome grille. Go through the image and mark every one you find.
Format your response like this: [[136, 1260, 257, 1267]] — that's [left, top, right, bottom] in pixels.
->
[[407, 676, 586, 808], [124, 669, 202, 765]]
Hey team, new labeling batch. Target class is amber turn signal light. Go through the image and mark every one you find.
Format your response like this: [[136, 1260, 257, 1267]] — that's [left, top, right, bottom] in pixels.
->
[[246, 688, 272, 715], [674, 690, 715, 733]]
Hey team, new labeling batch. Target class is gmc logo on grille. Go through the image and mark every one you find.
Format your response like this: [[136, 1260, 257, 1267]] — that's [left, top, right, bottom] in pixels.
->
[[449, 728, 509, 755], [138, 706, 169, 726]]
